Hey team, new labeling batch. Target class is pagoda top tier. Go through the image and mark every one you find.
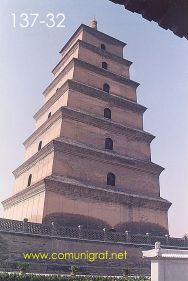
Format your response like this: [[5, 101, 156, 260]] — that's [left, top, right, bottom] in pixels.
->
[[59, 23, 126, 58]]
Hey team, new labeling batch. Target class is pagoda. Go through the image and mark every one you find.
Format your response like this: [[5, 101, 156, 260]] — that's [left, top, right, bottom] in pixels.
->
[[2, 19, 171, 235]]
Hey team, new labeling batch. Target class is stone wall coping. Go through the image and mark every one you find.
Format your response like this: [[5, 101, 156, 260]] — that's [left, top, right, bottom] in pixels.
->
[[0, 229, 153, 247], [143, 244, 188, 259], [0, 218, 187, 249]]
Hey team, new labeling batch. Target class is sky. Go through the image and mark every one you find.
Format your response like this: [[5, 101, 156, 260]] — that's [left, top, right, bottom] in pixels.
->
[[0, 0, 188, 237]]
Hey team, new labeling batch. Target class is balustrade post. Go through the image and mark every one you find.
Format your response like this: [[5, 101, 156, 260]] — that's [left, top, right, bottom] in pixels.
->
[[183, 234, 188, 247], [103, 228, 107, 241], [23, 218, 28, 233], [78, 225, 83, 239], [51, 222, 57, 236], [165, 234, 170, 245], [125, 230, 130, 243], [146, 233, 151, 244]]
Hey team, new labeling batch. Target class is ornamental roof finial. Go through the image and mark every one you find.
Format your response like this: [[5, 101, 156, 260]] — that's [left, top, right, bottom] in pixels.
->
[[89, 17, 97, 30]]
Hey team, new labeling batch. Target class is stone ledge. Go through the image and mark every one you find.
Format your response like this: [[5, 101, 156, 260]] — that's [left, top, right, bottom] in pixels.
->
[[143, 246, 188, 259]]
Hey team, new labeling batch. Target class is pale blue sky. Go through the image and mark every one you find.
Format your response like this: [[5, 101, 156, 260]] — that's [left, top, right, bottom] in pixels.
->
[[0, 0, 188, 237]]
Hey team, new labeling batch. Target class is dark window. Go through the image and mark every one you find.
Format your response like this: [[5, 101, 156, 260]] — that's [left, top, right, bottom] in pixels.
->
[[109, 228, 116, 232], [103, 83, 110, 93], [107, 173, 115, 186], [38, 141, 42, 151], [48, 112, 52, 119], [27, 174, 32, 187], [105, 138, 113, 150], [104, 108, 111, 119], [101, 44, 106, 51], [102, 62, 108, 70]]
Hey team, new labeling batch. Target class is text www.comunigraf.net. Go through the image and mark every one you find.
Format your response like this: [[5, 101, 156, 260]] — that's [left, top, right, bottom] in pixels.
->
[[22, 250, 127, 263]]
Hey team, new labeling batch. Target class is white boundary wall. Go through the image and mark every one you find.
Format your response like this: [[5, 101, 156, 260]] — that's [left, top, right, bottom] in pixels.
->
[[143, 242, 188, 281]]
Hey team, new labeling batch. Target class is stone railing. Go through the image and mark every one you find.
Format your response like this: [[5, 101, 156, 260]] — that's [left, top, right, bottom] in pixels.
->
[[0, 218, 188, 248]]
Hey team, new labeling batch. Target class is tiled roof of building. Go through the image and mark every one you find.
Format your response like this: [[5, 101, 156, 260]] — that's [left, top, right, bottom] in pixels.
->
[[109, 0, 188, 39]]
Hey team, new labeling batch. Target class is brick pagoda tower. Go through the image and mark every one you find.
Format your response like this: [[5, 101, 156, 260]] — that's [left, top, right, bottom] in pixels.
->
[[2, 20, 171, 235]]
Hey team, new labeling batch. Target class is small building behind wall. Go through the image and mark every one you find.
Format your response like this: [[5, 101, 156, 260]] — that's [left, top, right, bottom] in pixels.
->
[[143, 242, 188, 281]]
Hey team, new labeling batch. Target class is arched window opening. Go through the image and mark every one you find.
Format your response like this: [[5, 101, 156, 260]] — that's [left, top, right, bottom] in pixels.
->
[[103, 83, 110, 93], [104, 108, 111, 119], [48, 112, 52, 119], [38, 141, 42, 152], [102, 62, 108, 70], [101, 44, 106, 51], [109, 228, 116, 232], [107, 173, 115, 186], [27, 174, 32, 187], [105, 138, 113, 150]]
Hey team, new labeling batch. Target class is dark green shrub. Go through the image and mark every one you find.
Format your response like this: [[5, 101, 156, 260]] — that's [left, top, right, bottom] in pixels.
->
[[70, 266, 80, 275], [17, 262, 29, 274]]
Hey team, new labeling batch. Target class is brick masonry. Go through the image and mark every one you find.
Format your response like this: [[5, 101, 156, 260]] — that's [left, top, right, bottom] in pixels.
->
[[1, 22, 173, 275], [0, 230, 151, 275]]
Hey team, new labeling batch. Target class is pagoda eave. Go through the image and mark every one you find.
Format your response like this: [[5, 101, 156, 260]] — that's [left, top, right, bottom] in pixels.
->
[[34, 79, 146, 121], [43, 58, 139, 97], [2, 180, 45, 208], [26, 106, 154, 148], [2, 175, 171, 212], [59, 24, 126, 56], [74, 58, 140, 88], [15, 136, 162, 178], [52, 39, 132, 75]]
